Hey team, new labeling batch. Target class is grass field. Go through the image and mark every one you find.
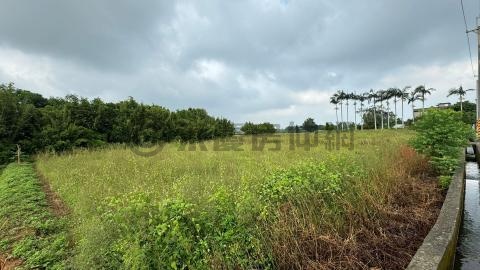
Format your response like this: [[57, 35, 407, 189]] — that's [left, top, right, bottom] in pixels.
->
[[35, 130, 442, 269]]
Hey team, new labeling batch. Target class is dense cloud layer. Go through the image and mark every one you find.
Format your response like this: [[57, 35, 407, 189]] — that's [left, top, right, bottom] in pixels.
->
[[0, 0, 478, 127]]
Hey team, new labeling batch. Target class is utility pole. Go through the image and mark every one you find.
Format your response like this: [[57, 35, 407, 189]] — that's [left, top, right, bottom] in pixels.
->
[[476, 19, 480, 120], [467, 19, 480, 133], [477, 17, 480, 121]]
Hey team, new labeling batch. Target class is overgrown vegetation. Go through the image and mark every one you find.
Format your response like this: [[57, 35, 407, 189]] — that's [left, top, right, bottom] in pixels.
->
[[0, 83, 234, 164], [0, 163, 69, 269], [37, 130, 443, 269], [452, 100, 476, 126], [240, 122, 276, 134], [410, 109, 474, 179]]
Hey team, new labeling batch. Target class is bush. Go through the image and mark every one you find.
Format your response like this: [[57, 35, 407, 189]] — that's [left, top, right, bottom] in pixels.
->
[[95, 192, 271, 270], [259, 161, 343, 205], [439, 175, 452, 189], [410, 109, 474, 179]]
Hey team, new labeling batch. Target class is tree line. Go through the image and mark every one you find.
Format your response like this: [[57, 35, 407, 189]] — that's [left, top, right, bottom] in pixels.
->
[[240, 122, 276, 134], [329, 85, 474, 130], [0, 83, 235, 164]]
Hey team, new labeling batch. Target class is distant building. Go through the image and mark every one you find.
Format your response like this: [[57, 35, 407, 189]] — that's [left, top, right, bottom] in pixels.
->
[[436, 102, 451, 108], [413, 102, 451, 118], [234, 123, 245, 135]]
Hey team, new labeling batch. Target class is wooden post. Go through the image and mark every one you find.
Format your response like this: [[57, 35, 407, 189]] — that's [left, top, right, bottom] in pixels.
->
[[16, 144, 21, 164]]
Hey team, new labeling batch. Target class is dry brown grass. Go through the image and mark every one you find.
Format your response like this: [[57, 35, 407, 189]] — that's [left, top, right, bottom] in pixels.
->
[[267, 146, 443, 270], [0, 254, 22, 270]]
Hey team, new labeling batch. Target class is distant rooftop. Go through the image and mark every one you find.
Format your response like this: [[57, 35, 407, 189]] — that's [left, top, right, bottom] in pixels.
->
[[413, 102, 451, 112], [436, 102, 451, 108]]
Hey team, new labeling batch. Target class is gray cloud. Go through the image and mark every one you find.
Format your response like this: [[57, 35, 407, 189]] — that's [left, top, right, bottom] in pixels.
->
[[0, 0, 174, 70], [0, 0, 478, 127]]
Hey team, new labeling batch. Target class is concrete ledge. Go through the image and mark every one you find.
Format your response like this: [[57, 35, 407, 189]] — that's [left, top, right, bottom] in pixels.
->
[[406, 150, 466, 270]]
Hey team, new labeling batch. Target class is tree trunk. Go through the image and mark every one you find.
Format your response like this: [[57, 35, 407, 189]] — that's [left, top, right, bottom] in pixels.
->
[[16, 144, 21, 164], [335, 105, 339, 130], [360, 104, 364, 130], [401, 98, 404, 126], [354, 103, 357, 130], [387, 101, 390, 129], [422, 93, 425, 113], [380, 101, 384, 129], [394, 98, 397, 128], [412, 102, 415, 124], [346, 100, 349, 130], [460, 95, 463, 113], [340, 102, 344, 131], [374, 100, 377, 130]]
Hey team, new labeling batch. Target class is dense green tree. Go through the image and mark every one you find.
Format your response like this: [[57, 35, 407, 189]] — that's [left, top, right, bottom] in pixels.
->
[[214, 118, 235, 137], [451, 100, 476, 126], [258, 122, 276, 134], [0, 83, 235, 164], [361, 108, 397, 130], [241, 122, 276, 135], [302, 118, 318, 132], [325, 122, 335, 131]]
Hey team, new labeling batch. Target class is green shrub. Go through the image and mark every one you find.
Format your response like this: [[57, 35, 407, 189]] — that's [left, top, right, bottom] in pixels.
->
[[410, 109, 474, 182], [97, 194, 206, 269], [439, 175, 452, 189], [259, 161, 343, 204], [95, 192, 271, 270]]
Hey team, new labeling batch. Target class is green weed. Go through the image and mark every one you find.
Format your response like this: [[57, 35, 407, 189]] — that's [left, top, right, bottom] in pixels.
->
[[0, 163, 69, 269], [36, 130, 423, 268]]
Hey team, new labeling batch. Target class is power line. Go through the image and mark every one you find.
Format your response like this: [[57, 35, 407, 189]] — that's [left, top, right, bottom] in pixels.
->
[[460, 0, 476, 79]]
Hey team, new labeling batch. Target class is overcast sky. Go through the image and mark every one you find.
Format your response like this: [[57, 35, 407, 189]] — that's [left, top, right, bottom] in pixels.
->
[[0, 0, 478, 127]]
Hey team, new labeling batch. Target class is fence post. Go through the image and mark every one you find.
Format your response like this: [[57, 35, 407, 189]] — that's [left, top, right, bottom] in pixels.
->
[[16, 144, 21, 164]]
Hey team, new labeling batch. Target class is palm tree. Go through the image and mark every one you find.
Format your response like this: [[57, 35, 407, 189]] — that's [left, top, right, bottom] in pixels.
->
[[388, 88, 401, 128], [400, 86, 411, 126], [358, 93, 367, 130], [413, 85, 435, 114], [447, 85, 474, 112], [368, 89, 378, 130], [408, 91, 420, 124], [330, 94, 340, 130], [351, 93, 358, 130], [384, 90, 393, 129], [345, 92, 350, 130], [377, 90, 386, 129], [337, 90, 346, 130]]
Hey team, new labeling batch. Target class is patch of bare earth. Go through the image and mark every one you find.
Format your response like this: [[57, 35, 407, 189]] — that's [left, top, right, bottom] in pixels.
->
[[0, 255, 21, 270], [36, 168, 69, 217]]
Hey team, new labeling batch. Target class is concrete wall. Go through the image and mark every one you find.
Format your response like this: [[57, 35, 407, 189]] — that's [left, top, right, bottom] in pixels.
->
[[406, 149, 467, 270]]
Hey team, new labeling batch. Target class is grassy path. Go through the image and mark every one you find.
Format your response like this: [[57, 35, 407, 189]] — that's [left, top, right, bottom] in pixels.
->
[[0, 163, 69, 269]]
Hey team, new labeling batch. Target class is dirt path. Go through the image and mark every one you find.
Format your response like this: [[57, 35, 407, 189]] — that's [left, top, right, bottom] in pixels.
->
[[36, 168, 69, 216]]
